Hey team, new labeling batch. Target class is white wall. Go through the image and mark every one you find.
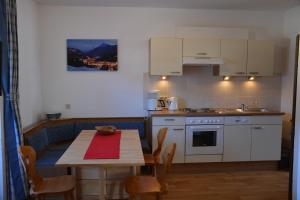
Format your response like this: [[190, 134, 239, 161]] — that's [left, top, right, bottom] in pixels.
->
[[38, 5, 285, 118], [17, 0, 43, 128], [283, 6, 300, 200]]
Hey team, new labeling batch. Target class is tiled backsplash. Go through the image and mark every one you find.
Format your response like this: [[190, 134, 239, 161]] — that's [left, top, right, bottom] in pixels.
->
[[144, 66, 281, 110]]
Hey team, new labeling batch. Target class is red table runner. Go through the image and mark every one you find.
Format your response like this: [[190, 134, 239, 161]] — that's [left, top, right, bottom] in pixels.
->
[[84, 131, 121, 159]]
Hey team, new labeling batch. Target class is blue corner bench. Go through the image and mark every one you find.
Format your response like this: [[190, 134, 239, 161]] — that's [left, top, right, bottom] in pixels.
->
[[23, 118, 150, 175]]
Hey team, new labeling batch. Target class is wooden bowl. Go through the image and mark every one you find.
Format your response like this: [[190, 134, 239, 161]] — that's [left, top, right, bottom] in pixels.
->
[[95, 126, 117, 135]]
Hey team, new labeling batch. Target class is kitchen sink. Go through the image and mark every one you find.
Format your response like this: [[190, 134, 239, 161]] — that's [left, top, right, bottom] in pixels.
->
[[235, 108, 269, 113]]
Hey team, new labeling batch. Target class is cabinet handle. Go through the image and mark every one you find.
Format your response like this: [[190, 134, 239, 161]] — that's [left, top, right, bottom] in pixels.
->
[[170, 71, 181, 74], [197, 52, 207, 56], [173, 128, 184, 131], [194, 57, 211, 59], [164, 119, 175, 121], [253, 126, 264, 130], [249, 72, 259, 75], [235, 72, 245, 75]]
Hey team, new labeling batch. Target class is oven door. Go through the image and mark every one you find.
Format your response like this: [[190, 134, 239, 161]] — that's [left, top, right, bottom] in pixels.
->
[[185, 125, 224, 155]]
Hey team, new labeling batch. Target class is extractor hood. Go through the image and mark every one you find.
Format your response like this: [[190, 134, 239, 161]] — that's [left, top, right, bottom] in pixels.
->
[[182, 57, 224, 65]]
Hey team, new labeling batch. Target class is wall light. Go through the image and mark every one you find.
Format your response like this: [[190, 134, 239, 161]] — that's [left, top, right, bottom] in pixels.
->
[[161, 76, 167, 80], [248, 76, 255, 81], [223, 76, 230, 81]]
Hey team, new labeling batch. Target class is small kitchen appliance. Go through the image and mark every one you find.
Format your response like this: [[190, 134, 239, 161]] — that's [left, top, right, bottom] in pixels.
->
[[147, 90, 161, 111], [168, 97, 179, 111]]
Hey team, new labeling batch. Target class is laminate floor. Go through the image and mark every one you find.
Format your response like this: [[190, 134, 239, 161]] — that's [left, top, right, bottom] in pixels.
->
[[43, 170, 289, 200], [141, 171, 289, 200]]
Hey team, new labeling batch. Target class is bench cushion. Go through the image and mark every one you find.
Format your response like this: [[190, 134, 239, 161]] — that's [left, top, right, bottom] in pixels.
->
[[46, 124, 75, 144], [36, 150, 65, 166], [47, 140, 72, 151], [24, 128, 49, 156], [74, 121, 145, 138]]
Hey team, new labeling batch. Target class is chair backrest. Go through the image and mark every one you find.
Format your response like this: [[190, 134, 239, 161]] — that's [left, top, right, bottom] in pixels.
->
[[162, 143, 176, 175], [19, 146, 44, 191], [153, 128, 168, 164], [158, 143, 176, 187]]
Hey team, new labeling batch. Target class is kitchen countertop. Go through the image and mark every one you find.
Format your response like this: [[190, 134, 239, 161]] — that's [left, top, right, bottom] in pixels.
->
[[149, 109, 285, 117]]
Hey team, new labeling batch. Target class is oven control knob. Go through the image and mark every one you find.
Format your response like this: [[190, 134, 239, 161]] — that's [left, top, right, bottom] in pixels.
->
[[190, 120, 195, 123], [204, 120, 208, 123], [199, 120, 203, 123]]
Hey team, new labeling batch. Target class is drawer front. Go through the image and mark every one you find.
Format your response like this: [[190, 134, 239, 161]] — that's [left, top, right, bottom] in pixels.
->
[[250, 116, 282, 125], [152, 117, 185, 126], [225, 116, 251, 125]]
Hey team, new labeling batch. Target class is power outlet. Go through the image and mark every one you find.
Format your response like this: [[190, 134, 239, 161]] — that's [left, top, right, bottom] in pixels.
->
[[65, 104, 71, 110]]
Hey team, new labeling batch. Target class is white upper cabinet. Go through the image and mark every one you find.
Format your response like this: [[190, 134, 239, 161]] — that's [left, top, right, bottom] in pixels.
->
[[150, 38, 183, 76], [247, 40, 275, 76], [183, 38, 220, 58], [219, 39, 247, 76]]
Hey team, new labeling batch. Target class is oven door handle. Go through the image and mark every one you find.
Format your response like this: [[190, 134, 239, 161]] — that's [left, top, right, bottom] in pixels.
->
[[188, 125, 222, 130]]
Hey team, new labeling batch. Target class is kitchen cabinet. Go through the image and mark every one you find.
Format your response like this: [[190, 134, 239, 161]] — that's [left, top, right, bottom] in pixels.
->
[[247, 40, 274, 76], [223, 125, 251, 162], [251, 125, 282, 161], [183, 38, 220, 58], [150, 38, 183, 76], [219, 39, 247, 76], [152, 117, 185, 163], [223, 116, 282, 162]]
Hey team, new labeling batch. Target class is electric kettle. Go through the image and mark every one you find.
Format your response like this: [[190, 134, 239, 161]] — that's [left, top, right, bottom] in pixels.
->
[[168, 97, 178, 111]]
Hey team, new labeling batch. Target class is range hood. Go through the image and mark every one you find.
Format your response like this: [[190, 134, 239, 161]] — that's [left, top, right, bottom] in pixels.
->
[[183, 57, 224, 65]]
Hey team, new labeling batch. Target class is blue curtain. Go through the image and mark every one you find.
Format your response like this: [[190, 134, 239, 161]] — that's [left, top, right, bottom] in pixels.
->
[[0, 0, 26, 199]]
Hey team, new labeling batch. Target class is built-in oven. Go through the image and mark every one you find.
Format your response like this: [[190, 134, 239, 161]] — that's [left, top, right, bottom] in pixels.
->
[[185, 117, 224, 155]]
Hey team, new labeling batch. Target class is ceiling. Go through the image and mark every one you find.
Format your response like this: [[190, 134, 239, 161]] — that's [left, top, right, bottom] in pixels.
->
[[35, 0, 300, 11]]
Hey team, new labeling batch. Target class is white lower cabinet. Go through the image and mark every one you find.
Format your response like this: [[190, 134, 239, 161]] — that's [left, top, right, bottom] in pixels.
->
[[223, 125, 251, 162], [251, 125, 282, 161], [152, 125, 185, 163], [223, 116, 282, 162]]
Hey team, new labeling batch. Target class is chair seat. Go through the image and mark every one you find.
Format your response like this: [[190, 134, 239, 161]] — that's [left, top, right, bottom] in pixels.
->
[[125, 176, 161, 194], [31, 175, 75, 195], [144, 154, 155, 165]]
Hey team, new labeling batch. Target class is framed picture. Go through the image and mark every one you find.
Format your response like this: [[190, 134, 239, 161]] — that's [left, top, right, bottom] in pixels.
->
[[67, 39, 118, 71]]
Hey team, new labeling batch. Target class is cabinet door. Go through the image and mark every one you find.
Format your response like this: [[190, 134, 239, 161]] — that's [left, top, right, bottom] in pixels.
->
[[251, 125, 282, 161], [247, 40, 274, 76], [150, 38, 183, 76], [220, 39, 247, 76], [183, 39, 220, 58], [152, 126, 185, 163], [223, 125, 251, 162]]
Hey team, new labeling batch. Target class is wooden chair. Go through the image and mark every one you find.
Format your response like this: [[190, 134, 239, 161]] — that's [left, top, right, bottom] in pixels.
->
[[125, 143, 176, 200], [19, 146, 76, 200], [144, 127, 168, 176]]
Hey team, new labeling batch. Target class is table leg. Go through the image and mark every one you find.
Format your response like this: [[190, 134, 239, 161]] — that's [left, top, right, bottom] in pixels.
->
[[71, 167, 80, 200], [99, 168, 107, 200]]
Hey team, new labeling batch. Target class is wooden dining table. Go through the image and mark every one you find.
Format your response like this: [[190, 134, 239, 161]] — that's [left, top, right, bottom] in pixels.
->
[[56, 129, 145, 200]]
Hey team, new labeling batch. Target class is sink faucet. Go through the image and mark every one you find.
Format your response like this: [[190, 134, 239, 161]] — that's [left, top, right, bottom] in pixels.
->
[[240, 104, 246, 111]]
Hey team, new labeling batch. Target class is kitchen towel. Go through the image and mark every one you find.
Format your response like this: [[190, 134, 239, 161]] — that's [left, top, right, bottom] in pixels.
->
[[84, 131, 121, 159]]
